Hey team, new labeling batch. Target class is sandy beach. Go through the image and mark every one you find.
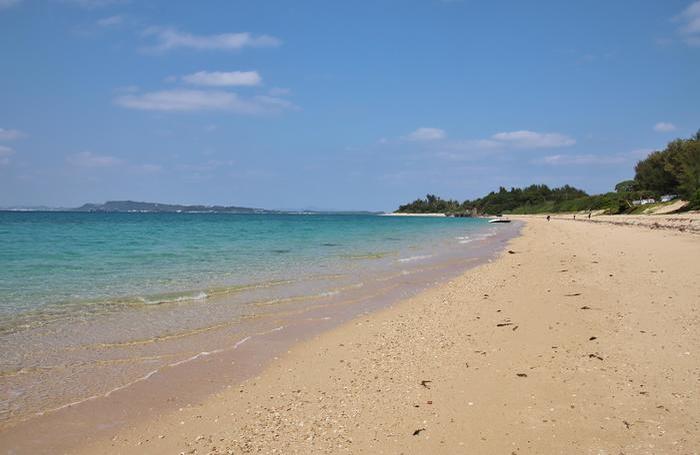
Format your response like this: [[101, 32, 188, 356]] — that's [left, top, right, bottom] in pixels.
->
[[8, 216, 700, 454]]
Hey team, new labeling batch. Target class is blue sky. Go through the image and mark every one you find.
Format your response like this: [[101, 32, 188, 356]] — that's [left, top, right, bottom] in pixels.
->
[[1, 0, 699, 211]]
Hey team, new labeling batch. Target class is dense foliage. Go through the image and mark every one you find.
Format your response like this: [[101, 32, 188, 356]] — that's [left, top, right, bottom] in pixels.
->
[[396, 194, 462, 213], [633, 131, 700, 208], [396, 130, 700, 215]]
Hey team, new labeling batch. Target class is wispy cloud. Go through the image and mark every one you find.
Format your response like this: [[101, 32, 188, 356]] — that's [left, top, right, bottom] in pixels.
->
[[537, 154, 625, 166], [0, 0, 21, 10], [0, 128, 25, 141], [67, 151, 121, 167], [96, 15, 123, 27], [676, 1, 700, 46], [177, 159, 235, 173], [115, 89, 294, 114], [131, 163, 162, 173], [490, 130, 576, 148], [142, 27, 281, 52], [182, 70, 262, 87], [537, 148, 652, 166], [61, 0, 127, 8], [0, 145, 14, 165], [436, 130, 575, 158], [653, 121, 677, 132], [268, 87, 291, 96], [406, 127, 447, 141], [116, 90, 235, 111]]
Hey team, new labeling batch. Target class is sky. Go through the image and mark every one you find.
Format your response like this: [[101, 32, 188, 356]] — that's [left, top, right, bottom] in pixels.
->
[[1, 0, 699, 211]]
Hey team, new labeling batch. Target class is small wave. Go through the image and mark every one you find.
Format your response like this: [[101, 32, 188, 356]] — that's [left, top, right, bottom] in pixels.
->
[[137, 291, 208, 305], [252, 288, 342, 307], [341, 251, 392, 260], [397, 254, 433, 263], [168, 348, 226, 368], [319, 290, 340, 297], [34, 334, 254, 419]]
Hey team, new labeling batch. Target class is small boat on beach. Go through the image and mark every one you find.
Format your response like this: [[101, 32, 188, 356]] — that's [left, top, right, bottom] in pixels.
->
[[488, 218, 511, 223]]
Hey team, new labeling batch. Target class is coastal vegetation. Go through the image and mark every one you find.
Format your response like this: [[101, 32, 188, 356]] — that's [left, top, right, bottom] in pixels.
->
[[396, 130, 700, 215]]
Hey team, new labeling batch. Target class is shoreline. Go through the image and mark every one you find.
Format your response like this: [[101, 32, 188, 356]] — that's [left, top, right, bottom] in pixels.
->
[[0, 221, 520, 453], [66, 215, 700, 454], [380, 213, 447, 217], [2, 217, 698, 453]]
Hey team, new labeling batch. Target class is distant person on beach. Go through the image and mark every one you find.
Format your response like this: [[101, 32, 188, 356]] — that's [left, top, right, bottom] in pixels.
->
[[588, 212, 591, 219], [573, 215, 576, 220], [546, 215, 550, 221]]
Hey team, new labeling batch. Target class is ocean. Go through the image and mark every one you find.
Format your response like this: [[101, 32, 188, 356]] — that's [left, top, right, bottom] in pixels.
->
[[0, 212, 517, 426]]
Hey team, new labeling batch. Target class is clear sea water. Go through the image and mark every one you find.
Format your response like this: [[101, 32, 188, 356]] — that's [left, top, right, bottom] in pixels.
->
[[0, 211, 516, 425], [0, 212, 497, 327]]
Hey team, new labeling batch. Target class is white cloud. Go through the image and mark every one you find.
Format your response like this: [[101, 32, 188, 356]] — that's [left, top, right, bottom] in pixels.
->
[[0, 145, 14, 165], [142, 27, 281, 52], [490, 130, 576, 148], [116, 89, 239, 111], [677, 1, 700, 46], [96, 15, 123, 27], [653, 122, 677, 132], [67, 151, 121, 167], [0, 0, 21, 10], [0, 128, 24, 141], [538, 154, 625, 166], [182, 70, 261, 87], [177, 159, 235, 173], [538, 148, 653, 166], [252, 95, 296, 111], [115, 89, 294, 114], [398, 128, 576, 162], [406, 127, 447, 141]]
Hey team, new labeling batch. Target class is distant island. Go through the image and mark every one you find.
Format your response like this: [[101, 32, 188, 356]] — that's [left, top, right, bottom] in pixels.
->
[[1, 200, 380, 215], [397, 130, 700, 216], [73, 201, 269, 214]]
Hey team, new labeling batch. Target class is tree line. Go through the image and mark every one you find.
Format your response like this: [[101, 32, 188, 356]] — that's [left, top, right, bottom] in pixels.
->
[[396, 130, 700, 215]]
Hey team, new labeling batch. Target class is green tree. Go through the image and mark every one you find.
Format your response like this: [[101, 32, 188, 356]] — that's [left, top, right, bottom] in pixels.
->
[[633, 130, 700, 199], [634, 150, 678, 194], [614, 180, 637, 193]]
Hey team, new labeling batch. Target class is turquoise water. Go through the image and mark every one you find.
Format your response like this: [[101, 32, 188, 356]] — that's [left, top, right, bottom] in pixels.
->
[[0, 211, 517, 425], [0, 212, 494, 329]]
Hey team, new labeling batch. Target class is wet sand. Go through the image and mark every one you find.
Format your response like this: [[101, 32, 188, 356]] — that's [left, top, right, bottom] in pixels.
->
[[0, 223, 519, 453], [8, 217, 700, 454]]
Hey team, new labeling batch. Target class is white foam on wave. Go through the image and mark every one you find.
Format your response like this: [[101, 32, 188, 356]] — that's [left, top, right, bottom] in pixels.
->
[[168, 348, 226, 368], [319, 290, 340, 297], [138, 291, 208, 305], [397, 254, 433, 263], [457, 228, 499, 244], [33, 333, 255, 420]]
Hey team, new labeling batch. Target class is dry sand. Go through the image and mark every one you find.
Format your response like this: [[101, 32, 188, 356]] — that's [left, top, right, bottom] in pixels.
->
[[547, 212, 700, 235], [65, 218, 700, 453]]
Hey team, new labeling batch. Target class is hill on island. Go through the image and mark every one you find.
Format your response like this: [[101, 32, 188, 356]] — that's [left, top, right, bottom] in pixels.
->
[[73, 201, 269, 214]]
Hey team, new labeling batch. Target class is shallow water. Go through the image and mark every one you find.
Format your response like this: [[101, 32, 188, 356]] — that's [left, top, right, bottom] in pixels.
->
[[0, 212, 515, 426]]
